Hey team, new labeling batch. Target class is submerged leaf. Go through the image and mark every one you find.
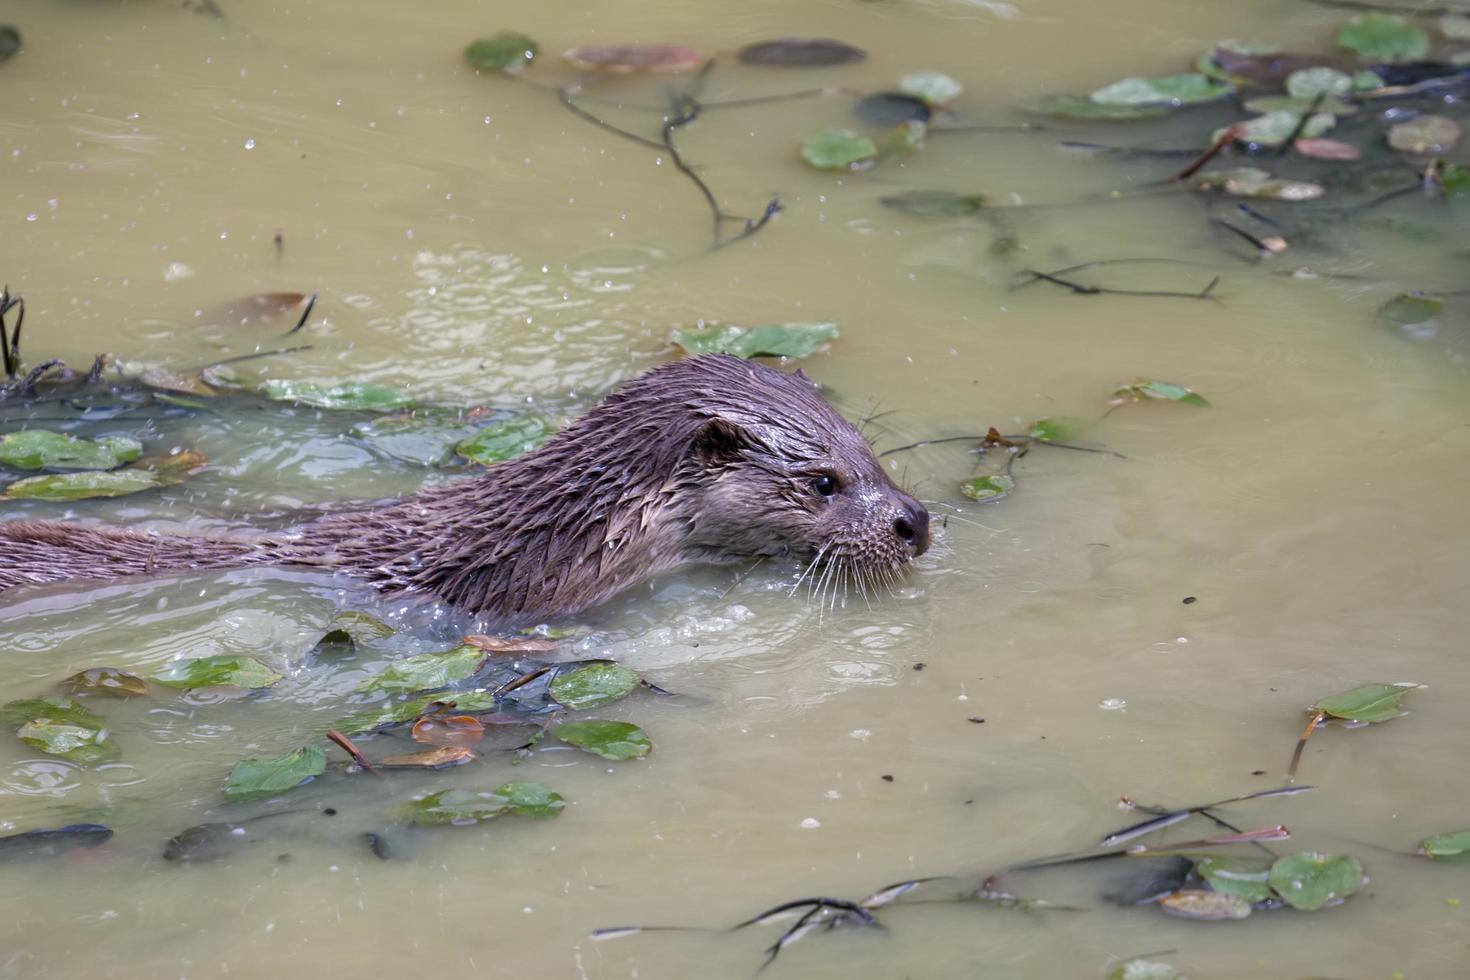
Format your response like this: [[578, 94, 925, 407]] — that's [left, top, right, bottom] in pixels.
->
[[455, 415, 552, 465], [0, 26, 19, 67], [1267, 851, 1364, 910], [380, 746, 476, 769], [0, 431, 141, 472], [550, 663, 640, 710], [3, 469, 160, 501], [1312, 682, 1418, 723], [1378, 293, 1444, 326], [201, 292, 309, 326], [1028, 417, 1081, 442], [321, 610, 396, 647], [854, 92, 932, 125], [1338, 13, 1429, 62], [2, 696, 106, 730], [355, 412, 481, 467], [260, 380, 413, 412], [801, 130, 877, 170], [1388, 115, 1462, 154], [898, 71, 963, 106], [1107, 959, 1180, 980], [356, 645, 486, 695], [1114, 380, 1210, 407], [738, 37, 866, 67], [959, 474, 1015, 502], [401, 788, 508, 825], [17, 719, 119, 764], [1285, 66, 1354, 98], [1294, 138, 1361, 161], [878, 190, 985, 217], [553, 719, 652, 760], [411, 714, 487, 747], [1222, 110, 1335, 147], [1419, 830, 1470, 860], [562, 44, 703, 74], [1035, 95, 1168, 121], [1194, 167, 1324, 201], [465, 31, 539, 72], [135, 450, 208, 486], [496, 780, 566, 819], [1090, 73, 1232, 106], [334, 695, 439, 735], [59, 668, 149, 699], [670, 321, 839, 359], [150, 655, 283, 690], [224, 746, 327, 802], [1196, 856, 1273, 903], [1242, 94, 1357, 117], [1159, 889, 1252, 920]]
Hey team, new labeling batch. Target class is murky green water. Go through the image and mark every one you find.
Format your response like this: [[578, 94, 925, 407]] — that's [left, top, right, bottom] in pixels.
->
[[4, 0, 1470, 977]]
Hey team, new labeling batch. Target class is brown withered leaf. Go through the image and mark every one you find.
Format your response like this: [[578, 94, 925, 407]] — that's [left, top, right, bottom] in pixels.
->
[[379, 746, 476, 769], [411, 714, 487, 747], [463, 634, 562, 655]]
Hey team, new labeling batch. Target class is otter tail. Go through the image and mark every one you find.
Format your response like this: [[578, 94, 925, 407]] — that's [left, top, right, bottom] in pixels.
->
[[0, 519, 278, 596]]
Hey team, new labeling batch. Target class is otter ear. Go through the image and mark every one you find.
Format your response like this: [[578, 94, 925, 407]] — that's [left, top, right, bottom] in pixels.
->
[[689, 417, 754, 463]]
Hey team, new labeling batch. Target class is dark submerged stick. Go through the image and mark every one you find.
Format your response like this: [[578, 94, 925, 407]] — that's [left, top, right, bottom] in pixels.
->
[[1014, 269, 1222, 301], [0, 285, 24, 378], [1275, 93, 1326, 157], [284, 291, 318, 336]]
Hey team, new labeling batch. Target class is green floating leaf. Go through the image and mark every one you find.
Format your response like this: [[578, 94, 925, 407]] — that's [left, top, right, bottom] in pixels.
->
[[355, 645, 486, 695], [1313, 682, 1418, 723], [1221, 110, 1335, 147], [669, 322, 839, 359], [1267, 851, 1364, 910], [318, 610, 396, 649], [1353, 69, 1386, 91], [354, 412, 481, 467], [224, 746, 326, 802], [553, 719, 652, 760], [334, 695, 438, 735], [1338, 13, 1429, 62], [400, 782, 564, 825], [3, 469, 161, 501], [898, 70, 963, 106], [801, 129, 877, 170], [1378, 293, 1444, 326], [465, 31, 539, 72], [1115, 380, 1210, 407], [1420, 830, 1470, 860], [59, 668, 149, 699], [1196, 856, 1273, 903], [959, 474, 1014, 502], [1441, 161, 1470, 198], [4, 696, 117, 764], [550, 663, 640, 710], [1242, 94, 1357, 117], [260, 380, 413, 412], [1388, 115, 1463, 154], [150, 655, 283, 691], [879, 190, 986, 217], [496, 780, 566, 819], [0, 431, 142, 472], [17, 719, 119, 764], [1090, 73, 1233, 107], [455, 415, 552, 465], [1159, 888, 1252, 920], [1193, 167, 1325, 202], [1035, 95, 1168, 121], [1286, 66, 1354, 99], [1028, 417, 1081, 442]]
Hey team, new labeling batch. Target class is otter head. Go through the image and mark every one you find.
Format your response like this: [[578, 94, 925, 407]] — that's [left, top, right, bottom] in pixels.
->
[[668, 357, 930, 592]]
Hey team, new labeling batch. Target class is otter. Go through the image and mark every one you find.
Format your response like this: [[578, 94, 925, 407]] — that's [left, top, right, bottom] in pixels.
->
[[0, 355, 930, 621]]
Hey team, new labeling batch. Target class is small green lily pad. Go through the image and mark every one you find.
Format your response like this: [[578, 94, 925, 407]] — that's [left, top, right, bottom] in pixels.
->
[[3, 468, 162, 501], [1221, 110, 1335, 147], [553, 719, 652, 760], [1028, 417, 1081, 442], [669, 322, 839, 359], [1379, 293, 1444, 326], [1090, 73, 1232, 107], [465, 31, 539, 72], [356, 645, 486, 695], [17, 719, 119, 764], [334, 695, 439, 735], [320, 610, 396, 647], [455, 415, 552, 465], [260, 380, 413, 412], [3, 696, 106, 730], [1035, 95, 1169, 121], [1419, 830, 1470, 860], [1197, 856, 1273, 903], [0, 431, 141, 472], [224, 746, 327, 802], [801, 130, 877, 170], [1114, 380, 1210, 407], [878, 190, 986, 217], [550, 663, 640, 710], [1267, 851, 1364, 910], [1286, 66, 1354, 99], [960, 474, 1015, 502], [1159, 889, 1252, 920], [898, 70, 963, 106], [1338, 13, 1429, 62], [150, 655, 283, 690], [400, 782, 564, 825], [496, 780, 566, 819], [1312, 682, 1418, 723], [59, 668, 149, 699]]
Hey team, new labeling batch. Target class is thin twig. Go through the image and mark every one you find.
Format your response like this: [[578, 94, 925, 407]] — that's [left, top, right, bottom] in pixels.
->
[[556, 87, 665, 149], [284, 291, 318, 336], [1014, 269, 1222, 301], [1276, 93, 1326, 157], [326, 729, 381, 775], [187, 345, 314, 372], [1173, 125, 1241, 181]]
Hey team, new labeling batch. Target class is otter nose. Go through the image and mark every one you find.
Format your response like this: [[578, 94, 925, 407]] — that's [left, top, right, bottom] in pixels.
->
[[892, 495, 931, 557]]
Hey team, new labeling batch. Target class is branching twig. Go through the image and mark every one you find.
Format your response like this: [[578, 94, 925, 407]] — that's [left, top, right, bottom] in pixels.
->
[[1014, 269, 1222, 301]]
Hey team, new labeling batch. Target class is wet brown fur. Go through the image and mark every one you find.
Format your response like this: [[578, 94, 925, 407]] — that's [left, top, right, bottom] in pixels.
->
[[0, 356, 929, 621]]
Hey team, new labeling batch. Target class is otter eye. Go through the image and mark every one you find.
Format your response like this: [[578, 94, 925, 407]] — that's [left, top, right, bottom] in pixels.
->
[[812, 474, 838, 497]]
